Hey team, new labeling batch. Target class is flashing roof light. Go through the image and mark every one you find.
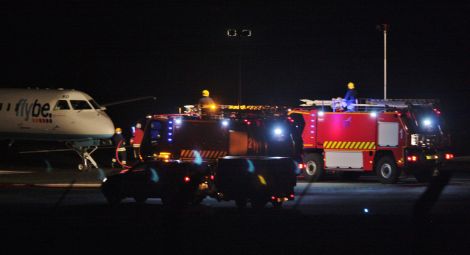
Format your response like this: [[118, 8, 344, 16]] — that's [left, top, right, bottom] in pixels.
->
[[222, 119, 229, 127], [422, 118, 432, 127], [175, 118, 182, 125], [274, 127, 283, 136]]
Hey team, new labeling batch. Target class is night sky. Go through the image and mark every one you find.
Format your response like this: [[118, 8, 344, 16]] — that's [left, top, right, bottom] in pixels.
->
[[2, 1, 469, 152]]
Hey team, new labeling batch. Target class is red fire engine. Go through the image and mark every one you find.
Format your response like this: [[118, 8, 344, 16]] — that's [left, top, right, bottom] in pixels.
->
[[289, 98, 453, 184]]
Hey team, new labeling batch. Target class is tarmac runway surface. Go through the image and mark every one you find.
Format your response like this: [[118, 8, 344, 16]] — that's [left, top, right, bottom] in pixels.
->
[[1, 155, 470, 254]]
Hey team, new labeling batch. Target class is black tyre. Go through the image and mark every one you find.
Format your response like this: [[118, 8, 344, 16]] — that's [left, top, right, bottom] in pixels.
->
[[251, 198, 267, 209], [303, 153, 324, 182], [339, 171, 362, 181], [375, 156, 400, 184], [235, 198, 247, 209], [102, 182, 123, 206], [134, 196, 147, 204], [190, 195, 205, 206], [161, 191, 188, 208], [272, 201, 283, 209], [413, 167, 438, 183]]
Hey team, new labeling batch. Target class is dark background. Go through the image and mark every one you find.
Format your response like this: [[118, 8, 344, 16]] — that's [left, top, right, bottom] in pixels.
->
[[1, 1, 469, 154]]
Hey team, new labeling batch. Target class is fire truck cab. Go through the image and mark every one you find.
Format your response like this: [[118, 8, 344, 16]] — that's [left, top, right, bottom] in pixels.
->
[[289, 98, 453, 184], [137, 104, 301, 208]]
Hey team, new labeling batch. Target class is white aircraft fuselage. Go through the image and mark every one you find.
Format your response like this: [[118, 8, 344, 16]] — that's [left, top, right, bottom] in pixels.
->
[[0, 88, 115, 170], [0, 88, 115, 142]]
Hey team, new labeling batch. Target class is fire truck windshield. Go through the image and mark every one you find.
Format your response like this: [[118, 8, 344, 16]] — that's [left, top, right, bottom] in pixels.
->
[[403, 105, 444, 135]]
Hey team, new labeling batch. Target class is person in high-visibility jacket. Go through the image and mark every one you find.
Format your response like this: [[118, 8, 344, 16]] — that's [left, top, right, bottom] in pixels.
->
[[344, 82, 357, 112], [130, 122, 144, 161], [112, 127, 127, 167]]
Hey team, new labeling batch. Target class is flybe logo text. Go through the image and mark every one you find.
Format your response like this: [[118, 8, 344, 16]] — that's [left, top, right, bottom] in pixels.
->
[[15, 99, 52, 121]]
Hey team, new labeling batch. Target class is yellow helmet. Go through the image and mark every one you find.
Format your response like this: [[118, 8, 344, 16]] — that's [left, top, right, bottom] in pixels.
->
[[347, 82, 355, 90], [202, 89, 210, 97], [115, 127, 122, 133]]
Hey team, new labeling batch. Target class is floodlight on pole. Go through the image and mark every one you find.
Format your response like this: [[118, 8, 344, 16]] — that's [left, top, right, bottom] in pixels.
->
[[226, 28, 252, 106]]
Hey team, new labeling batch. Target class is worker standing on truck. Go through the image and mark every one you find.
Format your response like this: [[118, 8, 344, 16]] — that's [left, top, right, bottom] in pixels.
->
[[198, 89, 217, 118], [344, 82, 357, 112], [130, 122, 144, 161]]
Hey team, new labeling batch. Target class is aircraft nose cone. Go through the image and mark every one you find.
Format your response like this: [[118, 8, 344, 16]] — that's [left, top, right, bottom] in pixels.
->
[[100, 114, 115, 138]]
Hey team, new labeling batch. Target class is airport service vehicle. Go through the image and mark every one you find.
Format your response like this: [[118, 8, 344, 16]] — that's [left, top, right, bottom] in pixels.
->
[[101, 160, 210, 206], [131, 104, 301, 208], [0, 88, 115, 170], [290, 98, 453, 184]]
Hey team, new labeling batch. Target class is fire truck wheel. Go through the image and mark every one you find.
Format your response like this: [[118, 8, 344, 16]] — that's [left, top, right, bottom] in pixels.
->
[[251, 198, 267, 209], [413, 168, 435, 183], [303, 153, 324, 182], [376, 156, 400, 184], [235, 198, 247, 209], [272, 201, 283, 209], [134, 196, 147, 204]]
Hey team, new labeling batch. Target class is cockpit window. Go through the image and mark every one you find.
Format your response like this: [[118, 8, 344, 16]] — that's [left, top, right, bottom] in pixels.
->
[[70, 100, 92, 110], [88, 100, 101, 109], [54, 100, 70, 110]]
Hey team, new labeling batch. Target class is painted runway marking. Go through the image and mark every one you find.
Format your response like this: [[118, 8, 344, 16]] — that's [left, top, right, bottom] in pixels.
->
[[0, 170, 33, 175], [34, 183, 101, 188]]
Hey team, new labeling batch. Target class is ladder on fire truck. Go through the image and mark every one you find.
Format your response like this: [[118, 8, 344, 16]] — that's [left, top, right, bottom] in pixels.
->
[[299, 98, 439, 112], [181, 104, 290, 118]]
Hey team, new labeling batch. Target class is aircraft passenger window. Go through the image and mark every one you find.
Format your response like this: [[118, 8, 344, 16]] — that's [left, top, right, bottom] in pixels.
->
[[0, 103, 2, 111], [88, 100, 101, 109], [70, 100, 92, 110], [54, 100, 71, 110]]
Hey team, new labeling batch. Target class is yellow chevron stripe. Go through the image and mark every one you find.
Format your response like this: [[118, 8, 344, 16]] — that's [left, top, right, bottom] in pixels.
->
[[354, 142, 360, 149], [335, 141, 341, 149], [321, 141, 379, 150], [360, 142, 366, 149], [348, 142, 354, 149], [331, 141, 337, 149]]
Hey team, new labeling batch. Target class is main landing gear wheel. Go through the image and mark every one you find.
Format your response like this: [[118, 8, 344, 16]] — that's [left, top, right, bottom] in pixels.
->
[[78, 163, 90, 171], [67, 141, 100, 172]]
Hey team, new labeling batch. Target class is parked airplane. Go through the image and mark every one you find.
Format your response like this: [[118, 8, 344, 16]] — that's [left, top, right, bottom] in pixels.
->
[[0, 88, 115, 170]]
